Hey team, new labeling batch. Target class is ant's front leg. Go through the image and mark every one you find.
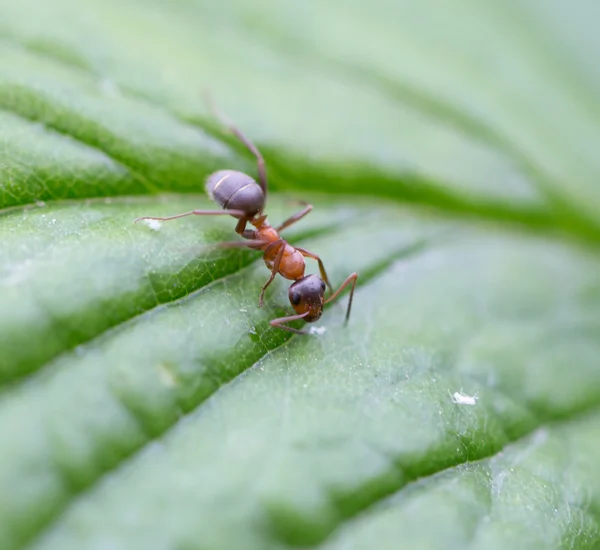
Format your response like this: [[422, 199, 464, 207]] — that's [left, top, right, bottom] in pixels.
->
[[324, 272, 358, 325], [269, 312, 310, 335]]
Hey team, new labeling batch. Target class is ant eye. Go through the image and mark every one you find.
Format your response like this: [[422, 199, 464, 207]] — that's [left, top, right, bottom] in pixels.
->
[[320, 280, 326, 291], [291, 291, 301, 305]]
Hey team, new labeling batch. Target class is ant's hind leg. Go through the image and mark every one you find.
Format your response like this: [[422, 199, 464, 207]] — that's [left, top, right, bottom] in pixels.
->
[[269, 312, 310, 335], [295, 246, 333, 294], [275, 203, 313, 232], [324, 272, 358, 325], [202, 92, 267, 198], [134, 209, 247, 224]]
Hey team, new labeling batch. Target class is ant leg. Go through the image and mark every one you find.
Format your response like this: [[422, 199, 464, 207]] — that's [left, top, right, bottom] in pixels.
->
[[295, 246, 333, 294], [324, 272, 358, 325], [275, 203, 313, 232], [212, 239, 271, 251], [203, 92, 267, 198], [184, 239, 270, 258], [269, 312, 310, 335], [258, 240, 285, 308], [134, 209, 246, 224], [235, 216, 251, 235]]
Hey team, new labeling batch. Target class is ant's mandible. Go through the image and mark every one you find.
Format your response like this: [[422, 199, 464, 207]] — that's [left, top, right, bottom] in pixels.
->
[[135, 97, 358, 335]]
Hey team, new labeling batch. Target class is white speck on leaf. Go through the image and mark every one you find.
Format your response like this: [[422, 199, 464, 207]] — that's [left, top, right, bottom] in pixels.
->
[[239, 308, 248, 313], [99, 78, 121, 97], [309, 326, 327, 336], [451, 390, 479, 406], [531, 427, 549, 446], [144, 219, 162, 231], [158, 364, 178, 387]]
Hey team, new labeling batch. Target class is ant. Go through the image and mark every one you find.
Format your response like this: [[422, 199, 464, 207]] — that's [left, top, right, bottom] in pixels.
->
[[135, 97, 357, 335]]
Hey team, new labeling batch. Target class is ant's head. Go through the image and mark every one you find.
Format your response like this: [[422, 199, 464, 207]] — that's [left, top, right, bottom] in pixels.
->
[[288, 274, 326, 323]]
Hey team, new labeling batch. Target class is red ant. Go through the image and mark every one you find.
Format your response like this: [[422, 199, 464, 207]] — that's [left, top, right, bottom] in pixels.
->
[[135, 98, 357, 335]]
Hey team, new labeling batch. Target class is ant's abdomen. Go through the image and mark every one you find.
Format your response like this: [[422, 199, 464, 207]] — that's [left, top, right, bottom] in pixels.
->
[[205, 169, 265, 216]]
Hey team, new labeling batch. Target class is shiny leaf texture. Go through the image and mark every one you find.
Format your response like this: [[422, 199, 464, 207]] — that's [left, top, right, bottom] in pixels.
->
[[0, 1, 599, 550]]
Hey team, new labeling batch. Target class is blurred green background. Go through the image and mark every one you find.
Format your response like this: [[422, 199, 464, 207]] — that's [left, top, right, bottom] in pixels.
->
[[1, 0, 599, 228]]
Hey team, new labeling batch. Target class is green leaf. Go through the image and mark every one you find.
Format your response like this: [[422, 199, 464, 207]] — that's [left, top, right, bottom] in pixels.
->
[[0, 1, 599, 550]]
